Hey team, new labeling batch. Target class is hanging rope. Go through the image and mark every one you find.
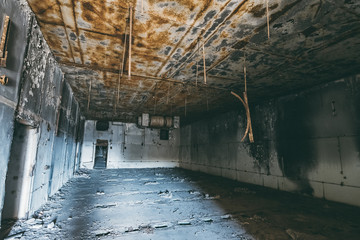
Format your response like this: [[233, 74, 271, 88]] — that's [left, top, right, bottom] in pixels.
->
[[87, 78, 92, 112], [185, 96, 187, 117], [171, 100, 173, 115], [117, 17, 128, 110], [153, 83, 157, 115], [204, 88, 209, 112], [202, 43, 207, 84], [113, 91, 117, 115], [266, 0, 270, 40], [121, 19, 128, 78], [231, 55, 254, 143], [244, 53, 247, 92], [196, 63, 199, 86], [167, 81, 170, 104], [154, 95, 157, 114], [196, 40, 200, 86], [128, 5, 133, 79]]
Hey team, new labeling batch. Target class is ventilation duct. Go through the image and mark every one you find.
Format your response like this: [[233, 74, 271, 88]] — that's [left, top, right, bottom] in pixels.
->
[[96, 121, 109, 131], [138, 113, 180, 129]]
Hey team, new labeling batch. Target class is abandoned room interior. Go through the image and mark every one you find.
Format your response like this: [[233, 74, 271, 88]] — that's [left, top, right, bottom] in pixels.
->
[[0, 0, 360, 239]]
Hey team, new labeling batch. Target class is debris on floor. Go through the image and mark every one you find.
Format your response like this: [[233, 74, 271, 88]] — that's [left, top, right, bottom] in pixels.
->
[[178, 220, 191, 225], [221, 214, 232, 220], [1, 168, 359, 240]]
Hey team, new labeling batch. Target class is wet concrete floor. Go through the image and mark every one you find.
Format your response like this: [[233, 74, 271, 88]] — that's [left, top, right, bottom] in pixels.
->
[[2, 168, 360, 239]]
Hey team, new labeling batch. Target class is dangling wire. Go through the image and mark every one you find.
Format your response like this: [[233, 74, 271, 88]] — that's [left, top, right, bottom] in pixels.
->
[[118, 17, 128, 110], [266, 0, 270, 39], [244, 52, 247, 92], [128, 5, 133, 79], [230, 51, 254, 143], [206, 89, 209, 112], [87, 78, 92, 112], [121, 19, 128, 78], [196, 40, 200, 86], [154, 95, 157, 115], [153, 83, 157, 115], [113, 90, 117, 115], [167, 81, 170, 104], [185, 95, 187, 117], [202, 42, 207, 84], [196, 63, 199, 87], [171, 100, 173, 115]]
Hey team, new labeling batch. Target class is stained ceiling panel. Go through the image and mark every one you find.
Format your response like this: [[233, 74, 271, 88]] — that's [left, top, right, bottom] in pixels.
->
[[26, 0, 360, 123]]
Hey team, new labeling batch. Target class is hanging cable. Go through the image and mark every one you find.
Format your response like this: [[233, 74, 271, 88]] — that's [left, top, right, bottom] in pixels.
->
[[128, 5, 133, 79], [244, 52, 247, 92], [196, 63, 199, 87], [206, 97, 209, 112], [153, 83, 157, 115], [167, 81, 170, 104], [118, 17, 128, 109], [202, 42, 207, 84], [185, 95, 187, 117], [87, 79, 92, 112], [171, 100, 173, 115], [266, 0, 270, 40], [230, 53, 254, 143], [196, 40, 200, 86], [154, 95, 157, 115]]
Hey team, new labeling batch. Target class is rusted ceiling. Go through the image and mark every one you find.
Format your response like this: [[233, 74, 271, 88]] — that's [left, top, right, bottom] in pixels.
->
[[26, 0, 360, 123]]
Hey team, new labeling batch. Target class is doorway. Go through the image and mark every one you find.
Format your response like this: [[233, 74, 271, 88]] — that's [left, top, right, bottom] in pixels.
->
[[94, 139, 108, 169], [1, 122, 39, 233]]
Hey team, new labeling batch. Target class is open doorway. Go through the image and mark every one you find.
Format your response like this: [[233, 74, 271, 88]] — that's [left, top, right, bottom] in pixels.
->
[[94, 139, 108, 169], [1, 122, 39, 236]]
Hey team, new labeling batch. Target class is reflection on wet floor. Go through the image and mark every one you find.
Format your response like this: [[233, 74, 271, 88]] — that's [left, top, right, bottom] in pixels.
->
[[2, 168, 360, 239]]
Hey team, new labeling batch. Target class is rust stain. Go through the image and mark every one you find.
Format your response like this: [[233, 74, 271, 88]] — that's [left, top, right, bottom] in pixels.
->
[[27, 0, 63, 25], [155, 0, 214, 76], [26, 0, 360, 122], [79, 0, 128, 34], [71, 0, 84, 64], [51, 0, 77, 63]]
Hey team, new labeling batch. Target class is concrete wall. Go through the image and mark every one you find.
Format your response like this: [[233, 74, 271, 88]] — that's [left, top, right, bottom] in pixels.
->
[[81, 121, 180, 168], [0, 0, 84, 220], [179, 75, 360, 207], [0, 0, 32, 221]]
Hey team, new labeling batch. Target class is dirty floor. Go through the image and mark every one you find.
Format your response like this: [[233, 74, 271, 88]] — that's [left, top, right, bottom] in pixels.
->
[[1, 168, 360, 240]]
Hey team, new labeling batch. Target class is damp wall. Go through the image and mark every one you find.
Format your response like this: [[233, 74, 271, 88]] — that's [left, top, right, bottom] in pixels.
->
[[179, 75, 360, 207], [80, 121, 180, 169], [0, 0, 84, 220]]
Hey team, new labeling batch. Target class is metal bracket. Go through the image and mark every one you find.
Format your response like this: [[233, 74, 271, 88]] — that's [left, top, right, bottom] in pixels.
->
[[0, 15, 10, 68], [0, 75, 8, 85]]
